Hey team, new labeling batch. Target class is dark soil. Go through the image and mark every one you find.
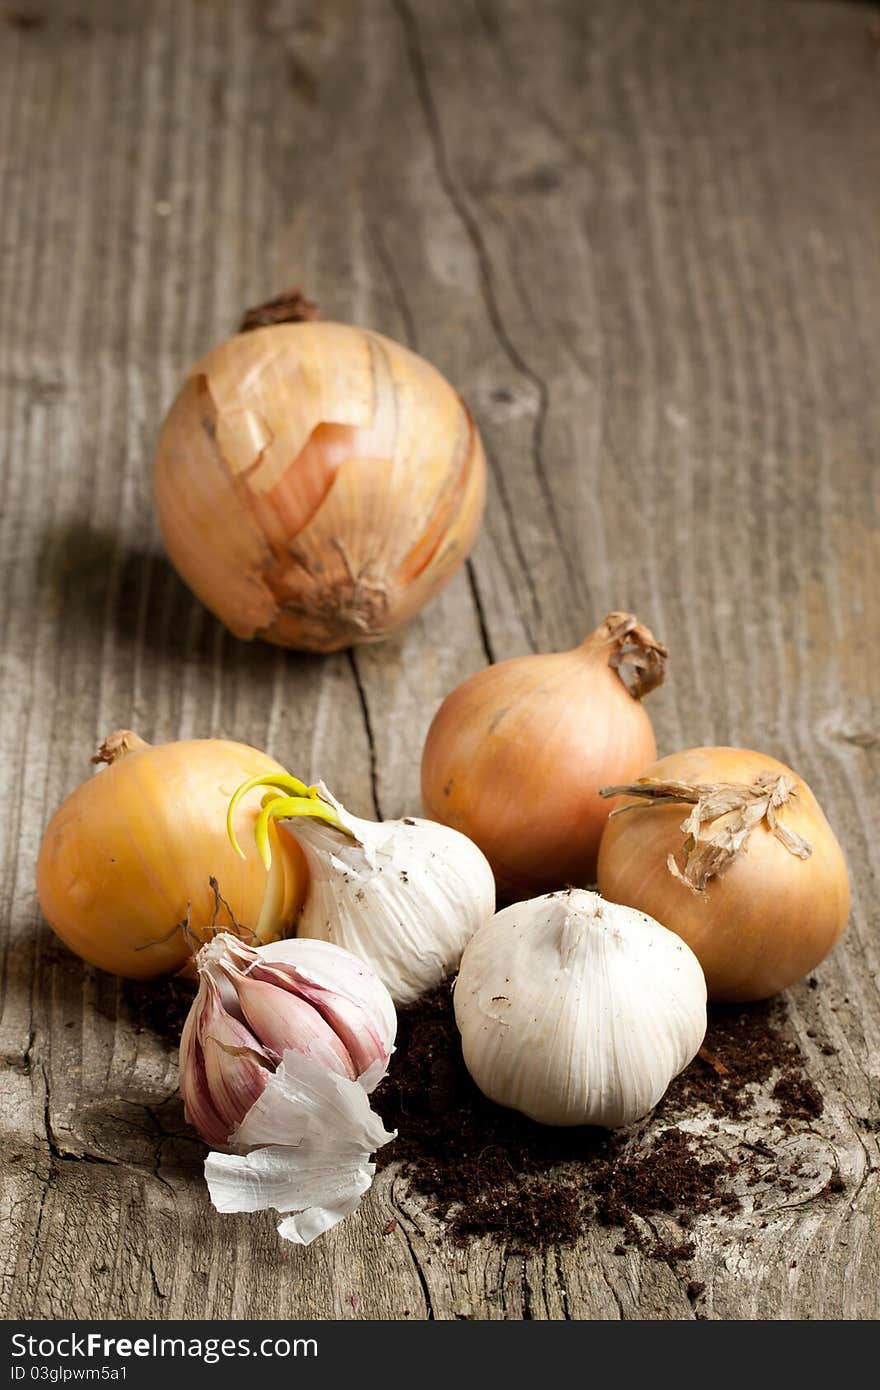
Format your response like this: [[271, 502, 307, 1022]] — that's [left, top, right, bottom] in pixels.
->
[[660, 999, 818, 1120], [122, 975, 195, 1045], [375, 984, 825, 1260], [771, 1071, 824, 1120]]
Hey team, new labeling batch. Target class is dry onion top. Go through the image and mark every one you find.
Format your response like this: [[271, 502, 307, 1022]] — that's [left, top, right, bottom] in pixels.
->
[[600, 772, 813, 893]]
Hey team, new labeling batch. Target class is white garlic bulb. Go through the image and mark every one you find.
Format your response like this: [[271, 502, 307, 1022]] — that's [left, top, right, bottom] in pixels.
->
[[228, 774, 496, 1005], [454, 889, 707, 1127], [291, 789, 496, 1005]]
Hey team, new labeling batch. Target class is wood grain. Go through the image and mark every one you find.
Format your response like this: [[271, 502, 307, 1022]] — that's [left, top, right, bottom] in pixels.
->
[[1, 0, 878, 1320]]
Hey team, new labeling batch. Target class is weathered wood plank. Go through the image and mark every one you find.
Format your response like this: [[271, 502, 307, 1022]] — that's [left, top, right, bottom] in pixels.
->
[[0, 0, 878, 1319]]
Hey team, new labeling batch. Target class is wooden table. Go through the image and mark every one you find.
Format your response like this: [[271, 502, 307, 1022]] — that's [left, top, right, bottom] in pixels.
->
[[2, 0, 878, 1321]]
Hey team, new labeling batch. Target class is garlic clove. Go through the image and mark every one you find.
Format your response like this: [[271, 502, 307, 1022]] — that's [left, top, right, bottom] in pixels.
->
[[214, 931, 395, 1080], [201, 1038, 271, 1144], [180, 973, 274, 1147], [454, 889, 707, 1128], [220, 966, 358, 1079], [256, 935, 397, 1073], [247, 958, 390, 1079]]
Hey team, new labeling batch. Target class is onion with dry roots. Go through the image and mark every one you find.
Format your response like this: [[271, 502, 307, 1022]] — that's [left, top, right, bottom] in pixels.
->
[[36, 732, 307, 979], [597, 746, 851, 1001], [155, 301, 486, 653], [420, 613, 667, 896]]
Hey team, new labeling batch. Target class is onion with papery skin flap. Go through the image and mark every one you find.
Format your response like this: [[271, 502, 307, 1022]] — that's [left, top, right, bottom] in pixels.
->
[[420, 613, 667, 896], [36, 732, 307, 979], [597, 746, 851, 1001], [155, 302, 486, 653]]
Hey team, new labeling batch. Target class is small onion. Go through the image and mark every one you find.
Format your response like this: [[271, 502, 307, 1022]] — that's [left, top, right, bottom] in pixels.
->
[[597, 746, 850, 1001], [155, 311, 487, 652], [36, 732, 307, 979], [420, 613, 667, 895]]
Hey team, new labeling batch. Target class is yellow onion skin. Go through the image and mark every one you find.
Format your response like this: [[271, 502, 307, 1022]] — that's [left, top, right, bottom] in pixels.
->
[[597, 747, 851, 1002], [155, 322, 486, 653], [420, 618, 663, 896], [36, 734, 307, 980]]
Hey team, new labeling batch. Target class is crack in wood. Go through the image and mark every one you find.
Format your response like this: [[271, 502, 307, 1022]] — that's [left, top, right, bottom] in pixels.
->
[[346, 649, 382, 820], [391, 0, 583, 606], [465, 560, 495, 665], [389, 1177, 435, 1320], [370, 221, 420, 353], [520, 1256, 533, 1320], [149, 1252, 167, 1301], [475, 439, 542, 646], [552, 1246, 571, 1321]]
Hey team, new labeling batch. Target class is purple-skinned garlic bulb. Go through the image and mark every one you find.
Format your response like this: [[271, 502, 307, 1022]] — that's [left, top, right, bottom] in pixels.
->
[[179, 932, 396, 1244]]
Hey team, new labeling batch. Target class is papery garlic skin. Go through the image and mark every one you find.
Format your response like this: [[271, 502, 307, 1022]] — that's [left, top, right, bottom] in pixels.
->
[[205, 1040, 394, 1246], [454, 890, 706, 1128], [281, 788, 496, 1005]]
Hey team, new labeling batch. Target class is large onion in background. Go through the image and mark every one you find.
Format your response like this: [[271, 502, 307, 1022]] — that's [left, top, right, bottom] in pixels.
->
[[155, 315, 486, 653], [36, 732, 307, 979]]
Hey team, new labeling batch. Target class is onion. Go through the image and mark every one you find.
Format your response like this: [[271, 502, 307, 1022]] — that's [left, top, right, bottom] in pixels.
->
[[597, 746, 850, 1001], [154, 303, 486, 653], [420, 613, 667, 895], [36, 732, 307, 979]]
